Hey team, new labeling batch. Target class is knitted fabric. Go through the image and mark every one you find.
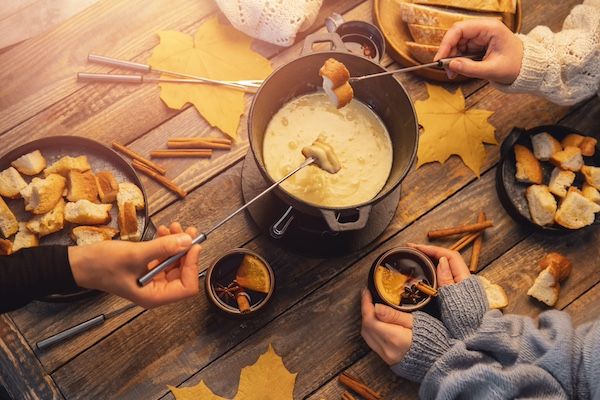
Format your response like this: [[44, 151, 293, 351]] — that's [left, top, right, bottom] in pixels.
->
[[497, 0, 600, 105], [214, 0, 323, 46], [439, 276, 489, 340]]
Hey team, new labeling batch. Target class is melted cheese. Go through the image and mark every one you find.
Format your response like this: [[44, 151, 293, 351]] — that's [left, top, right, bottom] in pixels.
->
[[263, 93, 392, 207]]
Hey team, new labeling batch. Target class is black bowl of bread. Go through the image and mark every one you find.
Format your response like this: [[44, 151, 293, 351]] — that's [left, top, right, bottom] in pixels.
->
[[496, 125, 600, 231]]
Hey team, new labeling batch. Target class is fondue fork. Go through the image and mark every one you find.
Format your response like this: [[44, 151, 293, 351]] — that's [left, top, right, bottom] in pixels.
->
[[348, 54, 484, 83], [137, 157, 316, 286]]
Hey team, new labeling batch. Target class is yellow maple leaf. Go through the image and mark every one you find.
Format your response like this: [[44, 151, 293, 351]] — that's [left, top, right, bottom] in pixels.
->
[[148, 16, 272, 140], [415, 83, 497, 177], [170, 345, 297, 400]]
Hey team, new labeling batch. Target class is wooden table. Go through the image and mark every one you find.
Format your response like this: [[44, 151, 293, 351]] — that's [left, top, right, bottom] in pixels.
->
[[1, 1, 598, 398]]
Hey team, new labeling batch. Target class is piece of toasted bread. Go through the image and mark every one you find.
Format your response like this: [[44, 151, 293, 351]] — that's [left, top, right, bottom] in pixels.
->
[[531, 132, 562, 161], [407, 23, 447, 45], [13, 222, 39, 252], [118, 202, 140, 241], [550, 146, 584, 172], [71, 225, 118, 246], [413, 0, 516, 13], [561, 134, 597, 156], [581, 165, 600, 190], [95, 171, 119, 203], [0, 167, 28, 199], [22, 174, 66, 215], [0, 239, 12, 255], [527, 267, 560, 307], [582, 183, 600, 204], [479, 276, 509, 309], [539, 252, 572, 282], [406, 41, 438, 63], [561, 133, 584, 149], [399, 2, 501, 28], [44, 155, 91, 177], [554, 189, 600, 229], [116, 182, 144, 210], [514, 144, 543, 184], [319, 58, 353, 109], [67, 170, 99, 202], [526, 185, 557, 226], [11, 150, 47, 175], [26, 198, 65, 237], [0, 196, 18, 238], [65, 200, 112, 225], [548, 167, 575, 198]]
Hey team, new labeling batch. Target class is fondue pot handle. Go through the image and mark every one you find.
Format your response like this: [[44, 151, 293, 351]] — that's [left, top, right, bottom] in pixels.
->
[[301, 32, 351, 56], [321, 206, 372, 231]]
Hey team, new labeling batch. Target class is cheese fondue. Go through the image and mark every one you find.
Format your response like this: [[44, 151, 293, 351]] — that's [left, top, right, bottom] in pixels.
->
[[263, 93, 393, 207]]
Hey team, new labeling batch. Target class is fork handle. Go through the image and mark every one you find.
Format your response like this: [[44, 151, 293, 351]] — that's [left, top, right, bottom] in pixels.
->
[[88, 54, 151, 73]]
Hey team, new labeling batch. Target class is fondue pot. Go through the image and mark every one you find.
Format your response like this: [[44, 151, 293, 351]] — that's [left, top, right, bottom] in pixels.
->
[[248, 32, 418, 232]]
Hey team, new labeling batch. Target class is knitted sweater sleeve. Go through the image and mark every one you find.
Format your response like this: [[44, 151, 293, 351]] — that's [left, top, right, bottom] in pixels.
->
[[438, 276, 489, 340], [496, 0, 600, 106]]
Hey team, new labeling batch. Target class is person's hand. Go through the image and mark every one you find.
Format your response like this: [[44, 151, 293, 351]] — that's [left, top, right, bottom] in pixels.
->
[[409, 243, 470, 287], [434, 19, 523, 84], [360, 288, 413, 365], [69, 222, 201, 308]]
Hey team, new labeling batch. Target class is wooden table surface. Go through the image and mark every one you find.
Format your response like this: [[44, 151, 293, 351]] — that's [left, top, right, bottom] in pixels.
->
[[1, 0, 599, 399]]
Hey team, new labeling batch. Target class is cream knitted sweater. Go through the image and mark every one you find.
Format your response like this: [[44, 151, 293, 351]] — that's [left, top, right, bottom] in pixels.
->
[[498, 0, 600, 105]]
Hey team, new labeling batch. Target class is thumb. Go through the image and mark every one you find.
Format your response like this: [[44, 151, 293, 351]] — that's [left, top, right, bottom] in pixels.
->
[[448, 58, 494, 80], [374, 303, 413, 328], [437, 256, 455, 287], [136, 233, 193, 263]]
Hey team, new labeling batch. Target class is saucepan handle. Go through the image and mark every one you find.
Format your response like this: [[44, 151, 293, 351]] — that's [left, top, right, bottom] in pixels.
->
[[321, 205, 372, 232], [301, 32, 350, 56]]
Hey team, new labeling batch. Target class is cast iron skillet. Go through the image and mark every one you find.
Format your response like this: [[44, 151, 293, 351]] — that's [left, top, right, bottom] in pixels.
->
[[496, 125, 600, 232], [0, 136, 156, 301]]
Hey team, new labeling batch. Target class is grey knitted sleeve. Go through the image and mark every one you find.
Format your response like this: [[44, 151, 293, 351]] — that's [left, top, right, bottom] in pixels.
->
[[438, 276, 489, 340]]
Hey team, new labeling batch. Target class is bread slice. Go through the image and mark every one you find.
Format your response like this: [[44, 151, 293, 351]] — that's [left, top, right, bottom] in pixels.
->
[[407, 24, 447, 45], [0, 167, 28, 198], [538, 252, 572, 282], [527, 268, 560, 307], [118, 202, 141, 241], [406, 41, 438, 63], [479, 276, 509, 309], [550, 146, 584, 172], [11, 150, 47, 175], [526, 185, 557, 226], [44, 155, 91, 177], [562, 134, 597, 156], [319, 58, 353, 109], [581, 165, 600, 190], [65, 200, 112, 225], [13, 222, 39, 252], [548, 167, 575, 198], [514, 144, 542, 184], [0, 196, 18, 238], [95, 171, 119, 203], [582, 183, 600, 204], [67, 170, 98, 202], [0, 239, 12, 255], [531, 132, 562, 161], [399, 2, 501, 28], [22, 174, 66, 215], [554, 189, 600, 229], [413, 0, 516, 13], [116, 182, 144, 210], [71, 225, 118, 246], [26, 198, 65, 237]]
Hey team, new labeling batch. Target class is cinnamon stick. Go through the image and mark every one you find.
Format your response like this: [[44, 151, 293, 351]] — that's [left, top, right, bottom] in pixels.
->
[[415, 281, 438, 297], [235, 292, 251, 313], [341, 391, 357, 400], [150, 150, 212, 158], [449, 232, 480, 252], [427, 220, 493, 239], [338, 372, 381, 400], [167, 140, 232, 150], [112, 142, 166, 175], [469, 212, 486, 272], [131, 160, 187, 198], [169, 137, 232, 145]]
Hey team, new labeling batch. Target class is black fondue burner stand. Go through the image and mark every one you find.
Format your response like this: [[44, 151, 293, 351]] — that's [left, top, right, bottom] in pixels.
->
[[241, 153, 400, 258]]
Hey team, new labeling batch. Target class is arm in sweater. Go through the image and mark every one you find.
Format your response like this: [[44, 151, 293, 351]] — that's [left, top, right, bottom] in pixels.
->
[[497, 0, 600, 105]]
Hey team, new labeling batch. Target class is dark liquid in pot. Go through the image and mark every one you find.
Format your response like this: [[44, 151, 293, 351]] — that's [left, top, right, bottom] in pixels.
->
[[340, 34, 379, 60], [379, 255, 433, 306], [211, 253, 268, 310]]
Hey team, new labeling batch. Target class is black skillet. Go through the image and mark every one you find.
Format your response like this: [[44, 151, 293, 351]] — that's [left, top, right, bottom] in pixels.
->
[[496, 125, 600, 232], [0, 136, 156, 301]]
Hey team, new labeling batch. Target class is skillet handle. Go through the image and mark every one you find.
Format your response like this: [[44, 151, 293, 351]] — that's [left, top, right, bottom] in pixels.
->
[[321, 205, 372, 232], [501, 127, 526, 158], [141, 218, 157, 241], [301, 32, 350, 56]]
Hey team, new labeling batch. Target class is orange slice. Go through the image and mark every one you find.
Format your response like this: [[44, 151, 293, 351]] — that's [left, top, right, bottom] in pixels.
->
[[236, 255, 270, 294], [374, 266, 408, 306]]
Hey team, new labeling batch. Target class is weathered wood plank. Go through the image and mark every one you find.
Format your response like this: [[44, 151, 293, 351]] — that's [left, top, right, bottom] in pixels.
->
[[565, 282, 600, 327]]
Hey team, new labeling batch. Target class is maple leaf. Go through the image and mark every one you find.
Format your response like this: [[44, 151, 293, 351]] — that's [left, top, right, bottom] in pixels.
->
[[170, 345, 297, 400], [415, 83, 496, 177], [148, 16, 272, 140]]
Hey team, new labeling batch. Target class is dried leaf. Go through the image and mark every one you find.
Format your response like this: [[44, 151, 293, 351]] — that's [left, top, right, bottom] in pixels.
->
[[148, 16, 272, 140], [415, 83, 496, 177], [170, 345, 296, 400]]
